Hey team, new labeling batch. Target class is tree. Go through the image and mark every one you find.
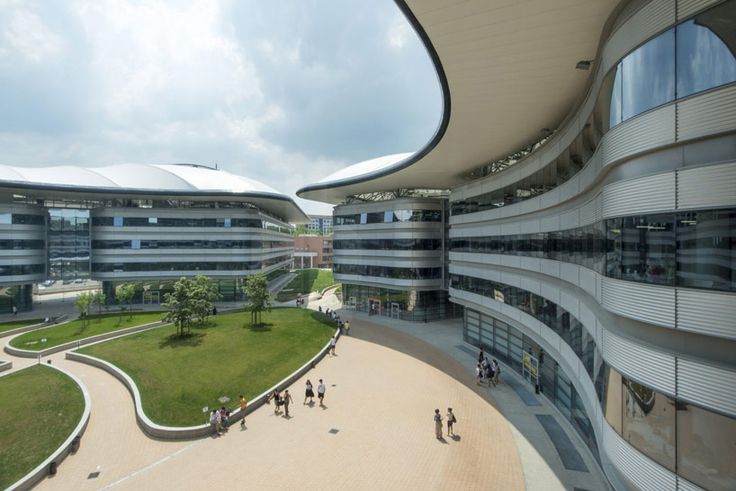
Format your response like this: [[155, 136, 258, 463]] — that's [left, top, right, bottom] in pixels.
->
[[115, 283, 136, 323], [292, 224, 311, 236], [191, 275, 220, 326], [243, 273, 271, 327], [92, 291, 107, 317], [162, 277, 194, 337], [75, 292, 93, 328]]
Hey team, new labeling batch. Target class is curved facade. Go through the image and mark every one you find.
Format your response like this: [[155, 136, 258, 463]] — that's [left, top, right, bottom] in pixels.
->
[[300, 1, 736, 490], [0, 163, 306, 309]]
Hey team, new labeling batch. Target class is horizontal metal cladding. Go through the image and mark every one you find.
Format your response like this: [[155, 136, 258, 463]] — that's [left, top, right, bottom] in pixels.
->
[[677, 162, 736, 209], [600, 276, 675, 328], [602, 423, 677, 491], [332, 256, 441, 268], [332, 273, 440, 290], [601, 172, 676, 218], [678, 0, 722, 20], [601, 104, 676, 167], [677, 84, 736, 141], [601, 329, 676, 396], [677, 358, 736, 417], [677, 290, 736, 340], [333, 197, 444, 215]]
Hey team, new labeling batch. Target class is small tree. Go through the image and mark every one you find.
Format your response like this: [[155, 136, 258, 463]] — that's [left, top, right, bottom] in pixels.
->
[[163, 277, 194, 337], [92, 291, 107, 317], [115, 283, 137, 323], [243, 273, 271, 327], [75, 292, 93, 328], [191, 275, 220, 326]]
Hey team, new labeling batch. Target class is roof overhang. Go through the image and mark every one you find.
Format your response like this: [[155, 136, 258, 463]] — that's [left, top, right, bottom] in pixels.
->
[[298, 0, 622, 204]]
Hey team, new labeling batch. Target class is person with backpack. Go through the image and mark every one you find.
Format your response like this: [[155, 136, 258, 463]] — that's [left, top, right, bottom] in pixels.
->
[[446, 408, 457, 436]]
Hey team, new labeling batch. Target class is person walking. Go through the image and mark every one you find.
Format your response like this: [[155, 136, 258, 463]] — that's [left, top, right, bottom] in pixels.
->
[[268, 389, 282, 414], [492, 359, 501, 386], [304, 379, 314, 404], [475, 363, 483, 385], [344, 320, 351, 335], [11, 305, 17, 316], [329, 336, 337, 356], [434, 409, 443, 439], [447, 408, 456, 436], [282, 390, 294, 417], [478, 348, 484, 364], [239, 395, 248, 427], [317, 379, 326, 406]]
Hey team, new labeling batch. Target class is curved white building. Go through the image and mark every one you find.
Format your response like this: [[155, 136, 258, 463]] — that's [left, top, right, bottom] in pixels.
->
[[300, 1, 736, 490], [0, 163, 307, 309]]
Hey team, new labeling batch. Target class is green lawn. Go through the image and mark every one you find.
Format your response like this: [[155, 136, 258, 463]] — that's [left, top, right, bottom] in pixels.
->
[[0, 365, 85, 489], [10, 312, 165, 351], [276, 269, 335, 301], [0, 318, 44, 334], [79, 308, 335, 426]]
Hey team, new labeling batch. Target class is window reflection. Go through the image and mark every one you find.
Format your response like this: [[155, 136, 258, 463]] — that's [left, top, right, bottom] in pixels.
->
[[677, 1, 736, 98], [622, 378, 676, 471], [621, 29, 676, 119], [677, 402, 736, 491], [676, 209, 736, 291]]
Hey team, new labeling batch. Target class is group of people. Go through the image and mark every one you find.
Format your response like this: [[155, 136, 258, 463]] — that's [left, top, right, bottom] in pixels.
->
[[296, 297, 306, 307], [318, 306, 350, 335], [209, 406, 233, 436], [433, 408, 457, 439], [476, 351, 500, 387], [266, 378, 328, 418]]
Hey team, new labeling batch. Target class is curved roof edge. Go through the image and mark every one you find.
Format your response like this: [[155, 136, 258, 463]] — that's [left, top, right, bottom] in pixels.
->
[[296, 0, 451, 205], [0, 163, 310, 223]]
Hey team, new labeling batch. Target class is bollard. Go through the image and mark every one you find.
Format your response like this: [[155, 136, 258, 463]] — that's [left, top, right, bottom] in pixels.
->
[[49, 461, 57, 475], [71, 435, 81, 453]]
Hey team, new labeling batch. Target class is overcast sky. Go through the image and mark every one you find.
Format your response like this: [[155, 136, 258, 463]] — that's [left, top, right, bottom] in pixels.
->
[[0, 0, 441, 216]]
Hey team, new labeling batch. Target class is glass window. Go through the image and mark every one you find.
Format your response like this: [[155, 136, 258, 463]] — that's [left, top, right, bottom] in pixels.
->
[[621, 28, 676, 120], [383, 211, 393, 223], [677, 401, 736, 491], [0, 213, 11, 225], [677, 209, 735, 292], [622, 378, 676, 471], [131, 239, 141, 250], [148, 217, 158, 224], [676, 1, 736, 98], [359, 213, 367, 225], [113, 216, 123, 227], [603, 367, 623, 433], [609, 64, 623, 128]]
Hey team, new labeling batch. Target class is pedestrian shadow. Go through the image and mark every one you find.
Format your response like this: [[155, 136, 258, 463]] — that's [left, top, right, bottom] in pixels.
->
[[282, 414, 293, 419], [304, 401, 316, 407], [450, 434, 461, 441], [320, 404, 328, 410], [436, 437, 449, 444]]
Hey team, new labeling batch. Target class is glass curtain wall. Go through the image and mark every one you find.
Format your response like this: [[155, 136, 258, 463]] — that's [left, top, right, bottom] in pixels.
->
[[48, 208, 90, 282]]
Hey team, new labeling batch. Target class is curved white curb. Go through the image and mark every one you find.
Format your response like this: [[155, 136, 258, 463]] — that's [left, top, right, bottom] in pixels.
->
[[4, 320, 165, 358], [0, 360, 11, 372], [67, 322, 340, 440], [5, 364, 91, 491], [0, 321, 53, 340]]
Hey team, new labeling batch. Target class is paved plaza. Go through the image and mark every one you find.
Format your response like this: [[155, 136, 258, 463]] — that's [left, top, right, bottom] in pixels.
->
[[1, 288, 608, 490]]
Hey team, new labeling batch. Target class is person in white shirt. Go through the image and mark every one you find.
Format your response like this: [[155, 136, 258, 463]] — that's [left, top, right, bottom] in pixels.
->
[[329, 336, 337, 355], [317, 379, 326, 406]]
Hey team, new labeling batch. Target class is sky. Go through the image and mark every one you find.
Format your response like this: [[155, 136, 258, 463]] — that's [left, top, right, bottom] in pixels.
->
[[0, 0, 442, 216]]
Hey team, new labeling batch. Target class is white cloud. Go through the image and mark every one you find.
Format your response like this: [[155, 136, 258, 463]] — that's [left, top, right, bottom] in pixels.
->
[[387, 12, 411, 49], [1, 8, 64, 63]]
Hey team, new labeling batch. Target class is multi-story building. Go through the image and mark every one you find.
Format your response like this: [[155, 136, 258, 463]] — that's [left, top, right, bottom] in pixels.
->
[[299, 1, 736, 490], [0, 163, 307, 310], [293, 235, 333, 269], [306, 215, 333, 235]]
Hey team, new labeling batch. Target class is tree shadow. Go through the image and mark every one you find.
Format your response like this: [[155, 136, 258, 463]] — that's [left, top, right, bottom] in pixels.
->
[[246, 322, 274, 332], [309, 310, 334, 326], [158, 331, 205, 349]]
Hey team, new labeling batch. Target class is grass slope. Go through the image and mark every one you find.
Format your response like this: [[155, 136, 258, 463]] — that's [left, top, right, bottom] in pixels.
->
[[79, 308, 335, 426], [276, 269, 335, 301], [0, 365, 84, 489], [0, 318, 44, 334], [10, 312, 165, 351]]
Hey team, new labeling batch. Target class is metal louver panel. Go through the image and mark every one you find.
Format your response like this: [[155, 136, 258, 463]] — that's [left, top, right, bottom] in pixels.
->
[[602, 172, 676, 218], [603, 423, 677, 491], [677, 358, 736, 417], [677, 289, 736, 340], [602, 329, 676, 395], [677, 85, 736, 141], [600, 277, 675, 327], [677, 476, 707, 491], [677, 162, 736, 209], [678, 0, 722, 20], [601, 105, 676, 168]]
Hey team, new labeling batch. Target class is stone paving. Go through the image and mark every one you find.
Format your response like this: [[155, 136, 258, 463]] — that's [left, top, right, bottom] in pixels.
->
[[1, 285, 609, 490]]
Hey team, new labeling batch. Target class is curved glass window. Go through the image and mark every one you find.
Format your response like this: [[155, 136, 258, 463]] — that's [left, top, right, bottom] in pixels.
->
[[333, 238, 441, 251], [677, 1, 736, 98], [91, 255, 291, 273], [0, 264, 45, 276], [92, 216, 264, 228], [0, 240, 45, 250], [451, 0, 736, 217], [334, 263, 441, 280], [334, 209, 441, 226], [91, 240, 292, 250], [450, 207, 735, 292]]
